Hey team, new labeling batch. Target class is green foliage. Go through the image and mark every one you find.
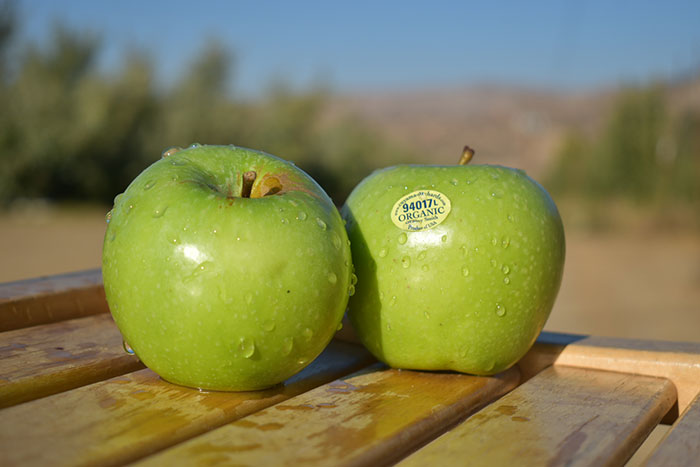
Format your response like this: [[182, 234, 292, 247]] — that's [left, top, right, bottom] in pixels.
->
[[0, 13, 413, 207], [546, 83, 700, 225]]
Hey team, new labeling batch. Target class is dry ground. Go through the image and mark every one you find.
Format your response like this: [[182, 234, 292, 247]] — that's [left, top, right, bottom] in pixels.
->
[[1, 207, 699, 343]]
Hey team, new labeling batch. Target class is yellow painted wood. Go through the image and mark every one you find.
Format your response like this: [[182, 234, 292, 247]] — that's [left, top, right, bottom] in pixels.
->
[[0, 340, 375, 467], [0, 313, 143, 408], [644, 391, 700, 466], [399, 366, 677, 467], [519, 332, 700, 419], [135, 365, 520, 466], [0, 269, 108, 331]]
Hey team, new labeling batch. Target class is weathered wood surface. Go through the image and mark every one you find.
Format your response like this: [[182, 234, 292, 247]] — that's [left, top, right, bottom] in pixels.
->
[[0, 269, 108, 332], [398, 366, 677, 467], [644, 391, 700, 467], [0, 340, 375, 467], [135, 365, 520, 466], [0, 313, 143, 408]]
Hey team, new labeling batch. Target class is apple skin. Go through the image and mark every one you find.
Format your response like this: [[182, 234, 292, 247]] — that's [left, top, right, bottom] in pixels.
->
[[102, 145, 352, 391], [341, 164, 565, 375]]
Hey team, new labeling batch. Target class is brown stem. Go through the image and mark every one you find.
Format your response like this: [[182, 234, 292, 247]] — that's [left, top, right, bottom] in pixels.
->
[[459, 145, 475, 165], [241, 171, 257, 198]]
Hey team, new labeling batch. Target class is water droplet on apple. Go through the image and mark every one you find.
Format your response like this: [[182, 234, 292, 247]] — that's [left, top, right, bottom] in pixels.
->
[[421, 264, 429, 272], [501, 236, 511, 248], [502, 265, 510, 275], [327, 272, 338, 284], [424, 311, 431, 319], [491, 188, 504, 199], [441, 235, 448, 243], [123, 340, 135, 355], [491, 237, 498, 246], [281, 218, 289, 224], [462, 266, 470, 277], [417, 251, 427, 261], [171, 238, 179, 244], [398, 233, 407, 245], [239, 337, 255, 358], [302, 328, 314, 341], [378, 248, 388, 258], [152, 206, 168, 218], [350, 273, 358, 285], [189, 142, 202, 149], [401, 256, 411, 268], [105, 210, 112, 223], [170, 159, 186, 166], [507, 214, 514, 223], [296, 211, 307, 221], [336, 322, 343, 331], [113, 193, 123, 204], [127, 203, 135, 213], [297, 357, 309, 366], [161, 146, 181, 158], [263, 320, 276, 332], [390, 295, 397, 306], [348, 284, 356, 296], [503, 277, 511, 285], [495, 303, 507, 317], [332, 232, 342, 250], [144, 180, 156, 190], [316, 218, 327, 230], [282, 337, 294, 355], [451, 179, 458, 186], [460, 245, 468, 256]]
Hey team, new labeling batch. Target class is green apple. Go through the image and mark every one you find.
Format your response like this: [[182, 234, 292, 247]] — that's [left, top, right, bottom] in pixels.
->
[[341, 147, 565, 375], [102, 144, 353, 391]]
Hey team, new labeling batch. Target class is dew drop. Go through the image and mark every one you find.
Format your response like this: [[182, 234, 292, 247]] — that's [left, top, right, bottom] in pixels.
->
[[390, 295, 397, 306], [296, 211, 307, 221], [152, 206, 168, 218], [496, 303, 507, 317], [161, 146, 181, 158], [350, 273, 358, 285], [462, 266, 470, 277], [239, 337, 255, 358], [417, 251, 427, 261], [441, 235, 448, 243], [424, 311, 431, 319], [401, 256, 411, 268], [123, 340, 135, 355], [491, 188, 504, 199], [105, 210, 113, 223], [263, 320, 276, 332], [189, 142, 202, 149], [348, 284, 356, 296], [501, 236, 511, 248], [504, 277, 511, 285], [144, 180, 156, 190], [421, 264, 429, 272], [302, 328, 314, 341], [491, 237, 498, 246], [450, 179, 459, 186], [398, 233, 408, 245], [327, 272, 338, 284], [288, 199, 299, 207], [282, 337, 294, 355], [170, 159, 186, 166], [332, 233, 342, 250], [502, 265, 510, 275], [378, 248, 388, 258], [315, 218, 327, 230], [336, 322, 343, 331]]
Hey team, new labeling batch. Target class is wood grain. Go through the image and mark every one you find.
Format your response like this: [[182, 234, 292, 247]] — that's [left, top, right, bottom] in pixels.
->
[[135, 365, 520, 466], [644, 391, 700, 467], [0, 340, 375, 467], [0, 268, 108, 331], [0, 313, 142, 408], [399, 366, 677, 467]]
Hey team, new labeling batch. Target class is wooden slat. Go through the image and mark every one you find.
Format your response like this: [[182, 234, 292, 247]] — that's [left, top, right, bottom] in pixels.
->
[[398, 366, 677, 467], [0, 268, 108, 331], [134, 365, 520, 466], [518, 332, 700, 419], [0, 340, 374, 467], [0, 313, 143, 408], [644, 391, 700, 466]]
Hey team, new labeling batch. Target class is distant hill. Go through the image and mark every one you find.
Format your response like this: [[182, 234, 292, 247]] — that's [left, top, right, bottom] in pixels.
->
[[327, 77, 700, 179]]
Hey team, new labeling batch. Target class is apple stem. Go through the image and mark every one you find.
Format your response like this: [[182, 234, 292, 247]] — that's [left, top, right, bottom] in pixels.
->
[[459, 146, 475, 165], [241, 171, 257, 198]]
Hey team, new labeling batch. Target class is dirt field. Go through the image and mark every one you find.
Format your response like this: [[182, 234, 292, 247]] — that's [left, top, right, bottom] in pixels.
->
[[1, 206, 699, 343]]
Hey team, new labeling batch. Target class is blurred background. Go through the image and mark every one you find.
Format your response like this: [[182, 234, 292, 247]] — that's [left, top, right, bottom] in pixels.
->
[[1, 0, 699, 343]]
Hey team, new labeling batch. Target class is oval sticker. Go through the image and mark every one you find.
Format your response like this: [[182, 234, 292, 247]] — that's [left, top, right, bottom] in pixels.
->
[[391, 190, 451, 232]]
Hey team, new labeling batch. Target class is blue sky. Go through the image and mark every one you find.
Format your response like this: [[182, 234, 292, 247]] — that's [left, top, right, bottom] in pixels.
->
[[16, 0, 700, 96]]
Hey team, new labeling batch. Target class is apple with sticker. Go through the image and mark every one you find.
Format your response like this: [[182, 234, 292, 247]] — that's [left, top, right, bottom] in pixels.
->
[[341, 147, 565, 375]]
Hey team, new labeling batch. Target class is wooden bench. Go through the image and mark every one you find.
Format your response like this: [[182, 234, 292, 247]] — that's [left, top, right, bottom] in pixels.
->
[[1, 269, 699, 466]]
